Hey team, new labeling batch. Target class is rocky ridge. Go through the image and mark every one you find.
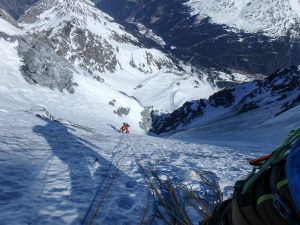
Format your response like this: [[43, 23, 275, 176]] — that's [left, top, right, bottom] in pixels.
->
[[151, 65, 300, 134]]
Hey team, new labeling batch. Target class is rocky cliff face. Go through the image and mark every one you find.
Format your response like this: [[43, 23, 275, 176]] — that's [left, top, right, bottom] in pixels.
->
[[0, 13, 76, 93], [151, 65, 300, 134], [18, 36, 76, 93], [19, 0, 180, 78], [96, 0, 300, 75]]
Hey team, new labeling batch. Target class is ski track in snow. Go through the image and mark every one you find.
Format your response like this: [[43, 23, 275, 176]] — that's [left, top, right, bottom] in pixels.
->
[[0, 107, 267, 225]]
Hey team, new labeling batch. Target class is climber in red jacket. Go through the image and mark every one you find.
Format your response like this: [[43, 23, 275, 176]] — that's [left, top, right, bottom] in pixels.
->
[[119, 123, 130, 134]]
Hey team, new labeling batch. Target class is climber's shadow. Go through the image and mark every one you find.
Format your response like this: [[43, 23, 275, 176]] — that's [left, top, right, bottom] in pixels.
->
[[33, 116, 115, 203]]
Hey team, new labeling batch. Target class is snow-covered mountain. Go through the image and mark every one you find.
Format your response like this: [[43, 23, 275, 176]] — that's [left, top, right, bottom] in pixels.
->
[[151, 65, 300, 144], [16, 0, 252, 112], [186, 0, 300, 38], [1, 2, 300, 225], [2, 0, 300, 75], [0, 13, 151, 133], [0, 12, 268, 225], [97, 0, 300, 75], [19, 0, 177, 75]]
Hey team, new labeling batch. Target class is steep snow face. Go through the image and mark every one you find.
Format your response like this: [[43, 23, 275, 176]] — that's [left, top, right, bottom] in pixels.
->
[[0, 103, 265, 224], [19, 0, 177, 75], [0, 17, 22, 35], [0, 16, 147, 133], [152, 66, 300, 144], [186, 0, 300, 37], [0, 19, 267, 224]]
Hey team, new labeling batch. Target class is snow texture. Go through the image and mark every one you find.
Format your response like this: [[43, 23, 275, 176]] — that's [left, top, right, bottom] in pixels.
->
[[185, 0, 300, 38], [0, 17, 22, 35], [0, 103, 265, 225], [0, 1, 299, 225], [0, 36, 295, 224], [0, 20, 272, 224]]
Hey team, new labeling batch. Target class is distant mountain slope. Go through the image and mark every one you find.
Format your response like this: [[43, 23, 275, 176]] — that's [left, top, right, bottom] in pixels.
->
[[151, 65, 300, 143], [0, 0, 38, 19], [19, 0, 178, 75], [1, 0, 300, 75], [19, 0, 251, 112], [186, 0, 300, 38], [97, 0, 300, 75]]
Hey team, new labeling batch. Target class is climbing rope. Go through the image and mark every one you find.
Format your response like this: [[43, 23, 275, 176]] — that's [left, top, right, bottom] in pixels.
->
[[136, 159, 223, 225], [81, 135, 131, 225]]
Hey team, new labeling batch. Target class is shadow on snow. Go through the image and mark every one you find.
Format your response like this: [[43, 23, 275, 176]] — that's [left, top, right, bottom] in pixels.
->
[[32, 116, 138, 224]]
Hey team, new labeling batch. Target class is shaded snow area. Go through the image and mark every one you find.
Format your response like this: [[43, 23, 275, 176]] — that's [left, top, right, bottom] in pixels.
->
[[0, 25, 266, 224], [185, 0, 300, 37], [0, 106, 266, 225]]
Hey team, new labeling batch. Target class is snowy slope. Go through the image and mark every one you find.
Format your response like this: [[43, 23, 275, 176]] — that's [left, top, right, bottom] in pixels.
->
[[0, 16, 22, 35], [0, 14, 268, 225], [152, 66, 300, 145], [20, 0, 176, 75], [185, 0, 300, 38], [18, 0, 250, 112], [0, 17, 147, 133], [101, 69, 219, 112], [0, 5, 297, 225], [0, 103, 266, 225]]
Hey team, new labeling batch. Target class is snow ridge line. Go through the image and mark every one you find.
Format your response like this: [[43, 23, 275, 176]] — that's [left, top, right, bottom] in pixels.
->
[[82, 135, 131, 225]]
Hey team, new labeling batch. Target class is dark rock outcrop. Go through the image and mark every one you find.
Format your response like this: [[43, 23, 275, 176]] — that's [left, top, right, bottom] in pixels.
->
[[151, 99, 206, 134], [18, 36, 75, 93]]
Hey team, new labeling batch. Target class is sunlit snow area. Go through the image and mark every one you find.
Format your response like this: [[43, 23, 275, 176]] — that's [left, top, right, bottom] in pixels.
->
[[0, 98, 266, 225], [186, 0, 300, 37], [0, 27, 266, 224], [0, 0, 299, 224]]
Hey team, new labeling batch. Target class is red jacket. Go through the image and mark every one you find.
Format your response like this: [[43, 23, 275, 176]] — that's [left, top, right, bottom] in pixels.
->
[[119, 124, 129, 133]]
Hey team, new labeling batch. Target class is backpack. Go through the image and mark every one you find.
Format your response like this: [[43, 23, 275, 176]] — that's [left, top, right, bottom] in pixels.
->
[[201, 129, 300, 225]]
